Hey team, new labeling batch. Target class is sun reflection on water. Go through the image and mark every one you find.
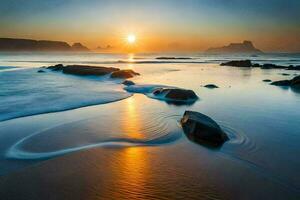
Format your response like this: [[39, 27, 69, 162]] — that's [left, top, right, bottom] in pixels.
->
[[122, 97, 144, 139], [113, 97, 149, 199]]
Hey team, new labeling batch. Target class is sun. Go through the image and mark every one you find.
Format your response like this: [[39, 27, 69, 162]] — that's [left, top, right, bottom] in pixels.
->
[[127, 34, 136, 44]]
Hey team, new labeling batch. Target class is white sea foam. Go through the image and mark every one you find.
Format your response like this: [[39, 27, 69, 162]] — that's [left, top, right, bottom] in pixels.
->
[[0, 68, 132, 121]]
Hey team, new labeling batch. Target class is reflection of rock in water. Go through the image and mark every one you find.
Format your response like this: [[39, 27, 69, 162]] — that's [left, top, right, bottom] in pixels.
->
[[290, 86, 300, 94]]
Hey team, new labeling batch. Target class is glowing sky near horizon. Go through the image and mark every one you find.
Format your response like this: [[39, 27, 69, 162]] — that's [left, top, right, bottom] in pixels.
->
[[0, 0, 299, 52]]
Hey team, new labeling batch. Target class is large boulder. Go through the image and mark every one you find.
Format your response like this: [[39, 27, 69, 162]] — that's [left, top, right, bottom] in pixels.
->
[[220, 60, 252, 67], [153, 88, 198, 101], [110, 69, 140, 79], [291, 75, 300, 87], [270, 80, 291, 86], [62, 65, 119, 76], [181, 111, 229, 147], [270, 75, 300, 87]]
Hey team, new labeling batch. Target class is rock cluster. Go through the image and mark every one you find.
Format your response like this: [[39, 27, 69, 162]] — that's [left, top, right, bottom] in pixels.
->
[[220, 60, 300, 71], [47, 64, 139, 78]]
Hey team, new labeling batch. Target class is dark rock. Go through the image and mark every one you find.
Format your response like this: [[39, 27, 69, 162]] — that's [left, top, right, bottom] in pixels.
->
[[63, 65, 119, 76], [263, 79, 272, 82], [110, 69, 140, 79], [46, 64, 140, 78], [220, 60, 252, 67], [252, 63, 261, 68], [153, 88, 198, 101], [47, 64, 64, 71], [122, 80, 135, 86], [286, 65, 300, 71], [281, 73, 290, 76], [270, 75, 300, 87], [204, 84, 219, 89], [261, 64, 286, 69], [180, 111, 229, 147], [37, 69, 45, 73], [290, 75, 300, 87], [270, 80, 291, 86]]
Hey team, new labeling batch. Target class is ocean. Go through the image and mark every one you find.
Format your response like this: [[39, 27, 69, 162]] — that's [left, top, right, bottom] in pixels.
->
[[0, 52, 299, 199]]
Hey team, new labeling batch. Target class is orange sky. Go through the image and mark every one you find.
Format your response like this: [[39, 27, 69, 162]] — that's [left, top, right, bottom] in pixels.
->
[[1, 0, 300, 53]]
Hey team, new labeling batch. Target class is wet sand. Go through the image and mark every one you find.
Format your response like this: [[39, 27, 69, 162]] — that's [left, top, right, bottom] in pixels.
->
[[1, 142, 298, 200]]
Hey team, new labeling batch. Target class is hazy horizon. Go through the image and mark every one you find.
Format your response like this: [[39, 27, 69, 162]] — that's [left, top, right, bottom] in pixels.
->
[[1, 0, 300, 53]]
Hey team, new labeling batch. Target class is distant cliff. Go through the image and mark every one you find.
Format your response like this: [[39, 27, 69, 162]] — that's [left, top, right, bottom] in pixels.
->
[[71, 43, 90, 51], [206, 41, 262, 54], [0, 38, 90, 52]]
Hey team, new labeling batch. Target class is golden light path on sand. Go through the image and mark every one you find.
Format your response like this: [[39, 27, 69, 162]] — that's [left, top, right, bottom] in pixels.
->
[[113, 97, 149, 199]]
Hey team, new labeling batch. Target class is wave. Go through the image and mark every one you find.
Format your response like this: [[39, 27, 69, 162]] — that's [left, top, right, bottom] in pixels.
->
[[0, 66, 21, 72], [0, 68, 132, 122], [0, 93, 131, 122]]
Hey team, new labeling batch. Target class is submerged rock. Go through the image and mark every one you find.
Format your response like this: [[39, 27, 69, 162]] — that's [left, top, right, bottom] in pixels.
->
[[181, 111, 229, 147], [261, 64, 286, 69], [110, 69, 140, 79], [262, 79, 272, 82], [153, 88, 198, 101], [122, 80, 135, 86], [37, 69, 45, 73], [220, 60, 252, 67], [63, 65, 119, 76], [204, 84, 219, 89]]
